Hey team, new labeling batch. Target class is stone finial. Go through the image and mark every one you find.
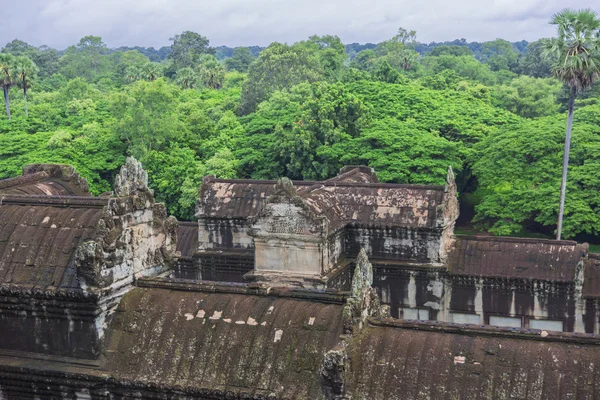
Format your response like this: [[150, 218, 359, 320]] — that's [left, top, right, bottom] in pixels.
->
[[445, 166, 456, 193], [321, 345, 348, 398], [351, 249, 373, 298], [114, 157, 150, 197], [344, 249, 388, 333], [274, 177, 297, 197], [337, 165, 379, 183]]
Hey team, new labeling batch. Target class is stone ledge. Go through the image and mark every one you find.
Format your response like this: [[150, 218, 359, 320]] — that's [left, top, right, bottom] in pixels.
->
[[137, 276, 349, 304], [0, 194, 108, 208], [369, 317, 600, 345]]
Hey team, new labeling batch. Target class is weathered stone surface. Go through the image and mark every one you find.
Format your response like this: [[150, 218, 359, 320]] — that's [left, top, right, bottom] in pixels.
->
[[195, 166, 460, 287], [347, 318, 600, 400], [248, 178, 328, 285], [103, 283, 346, 399], [344, 249, 389, 333], [0, 159, 177, 359], [0, 163, 91, 196], [113, 156, 151, 197], [448, 235, 587, 281], [321, 345, 349, 399], [3, 275, 600, 399], [4, 160, 600, 399], [584, 253, 600, 299]]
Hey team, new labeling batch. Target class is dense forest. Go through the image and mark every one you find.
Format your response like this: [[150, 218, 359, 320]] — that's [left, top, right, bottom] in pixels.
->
[[1, 23, 600, 243]]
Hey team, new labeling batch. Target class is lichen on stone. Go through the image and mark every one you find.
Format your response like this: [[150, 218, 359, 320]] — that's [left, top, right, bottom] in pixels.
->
[[114, 157, 151, 197], [344, 249, 388, 333]]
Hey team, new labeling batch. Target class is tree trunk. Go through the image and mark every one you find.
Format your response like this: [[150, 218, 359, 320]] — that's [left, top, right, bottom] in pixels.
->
[[23, 89, 28, 117], [556, 86, 576, 240], [3, 87, 10, 119]]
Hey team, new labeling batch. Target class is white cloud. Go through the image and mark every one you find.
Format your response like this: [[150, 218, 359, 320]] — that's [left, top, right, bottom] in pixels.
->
[[1, 0, 598, 49]]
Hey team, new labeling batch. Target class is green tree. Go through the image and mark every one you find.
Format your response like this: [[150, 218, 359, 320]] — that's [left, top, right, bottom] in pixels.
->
[[420, 55, 497, 85], [430, 46, 473, 57], [198, 56, 225, 89], [0, 122, 125, 194], [0, 53, 16, 119], [346, 118, 462, 184], [2, 39, 36, 56], [481, 39, 520, 72], [351, 49, 378, 71], [542, 8, 600, 239], [517, 39, 555, 78], [175, 67, 198, 89], [34, 45, 60, 78], [140, 62, 163, 81], [114, 50, 150, 83], [124, 65, 142, 83], [239, 82, 369, 179], [473, 106, 600, 238], [239, 42, 323, 114], [307, 35, 346, 79], [168, 31, 214, 72], [373, 27, 420, 73], [142, 145, 205, 220], [206, 148, 239, 178], [2, 40, 58, 78], [224, 47, 256, 72], [58, 36, 113, 82], [14, 56, 39, 116], [491, 76, 561, 118], [110, 78, 184, 157], [373, 60, 403, 84]]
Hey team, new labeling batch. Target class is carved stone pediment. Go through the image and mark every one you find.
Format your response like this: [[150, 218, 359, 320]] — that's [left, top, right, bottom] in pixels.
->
[[250, 178, 325, 238]]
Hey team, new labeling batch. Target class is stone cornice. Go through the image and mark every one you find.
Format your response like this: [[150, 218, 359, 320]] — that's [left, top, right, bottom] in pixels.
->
[[0, 194, 108, 208]]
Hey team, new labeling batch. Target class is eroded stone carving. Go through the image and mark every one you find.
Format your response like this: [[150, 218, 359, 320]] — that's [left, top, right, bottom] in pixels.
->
[[247, 178, 328, 285], [438, 166, 460, 264], [114, 156, 150, 197], [343, 249, 389, 333], [321, 345, 349, 400], [73, 158, 178, 339]]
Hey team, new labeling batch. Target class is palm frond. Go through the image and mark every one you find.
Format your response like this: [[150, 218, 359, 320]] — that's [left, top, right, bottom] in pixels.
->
[[544, 8, 600, 91]]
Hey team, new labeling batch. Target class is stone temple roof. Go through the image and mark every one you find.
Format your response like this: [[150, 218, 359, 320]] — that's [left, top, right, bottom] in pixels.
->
[[348, 319, 600, 400], [0, 165, 108, 291], [197, 166, 448, 231], [104, 281, 346, 399], [2, 277, 597, 399], [448, 236, 588, 282], [0, 164, 92, 196], [0, 203, 105, 290], [176, 221, 198, 259], [584, 253, 600, 299]]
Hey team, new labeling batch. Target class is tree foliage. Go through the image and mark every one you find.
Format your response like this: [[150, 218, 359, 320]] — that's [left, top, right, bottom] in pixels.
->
[[224, 47, 256, 72], [473, 107, 600, 238], [0, 24, 600, 240], [168, 31, 214, 72]]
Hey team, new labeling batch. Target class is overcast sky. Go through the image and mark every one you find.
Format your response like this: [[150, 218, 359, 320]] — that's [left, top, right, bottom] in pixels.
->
[[2, 0, 598, 49]]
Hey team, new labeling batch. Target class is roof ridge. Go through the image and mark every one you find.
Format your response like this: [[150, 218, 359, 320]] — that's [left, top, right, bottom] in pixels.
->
[[456, 235, 580, 246], [0, 171, 49, 190], [0, 195, 108, 208], [369, 318, 600, 345], [207, 177, 445, 190], [137, 277, 349, 304]]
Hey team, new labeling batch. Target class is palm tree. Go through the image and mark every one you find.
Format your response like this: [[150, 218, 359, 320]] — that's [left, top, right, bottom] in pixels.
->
[[542, 8, 600, 239], [175, 67, 198, 89], [0, 53, 16, 119], [199, 60, 225, 89], [141, 62, 163, 82], [14, 56, 39, 117], [124, 65, 142, 83]]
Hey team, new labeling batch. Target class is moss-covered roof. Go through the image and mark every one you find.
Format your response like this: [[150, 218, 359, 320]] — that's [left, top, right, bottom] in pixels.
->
[[104, 284, 345, 398]]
